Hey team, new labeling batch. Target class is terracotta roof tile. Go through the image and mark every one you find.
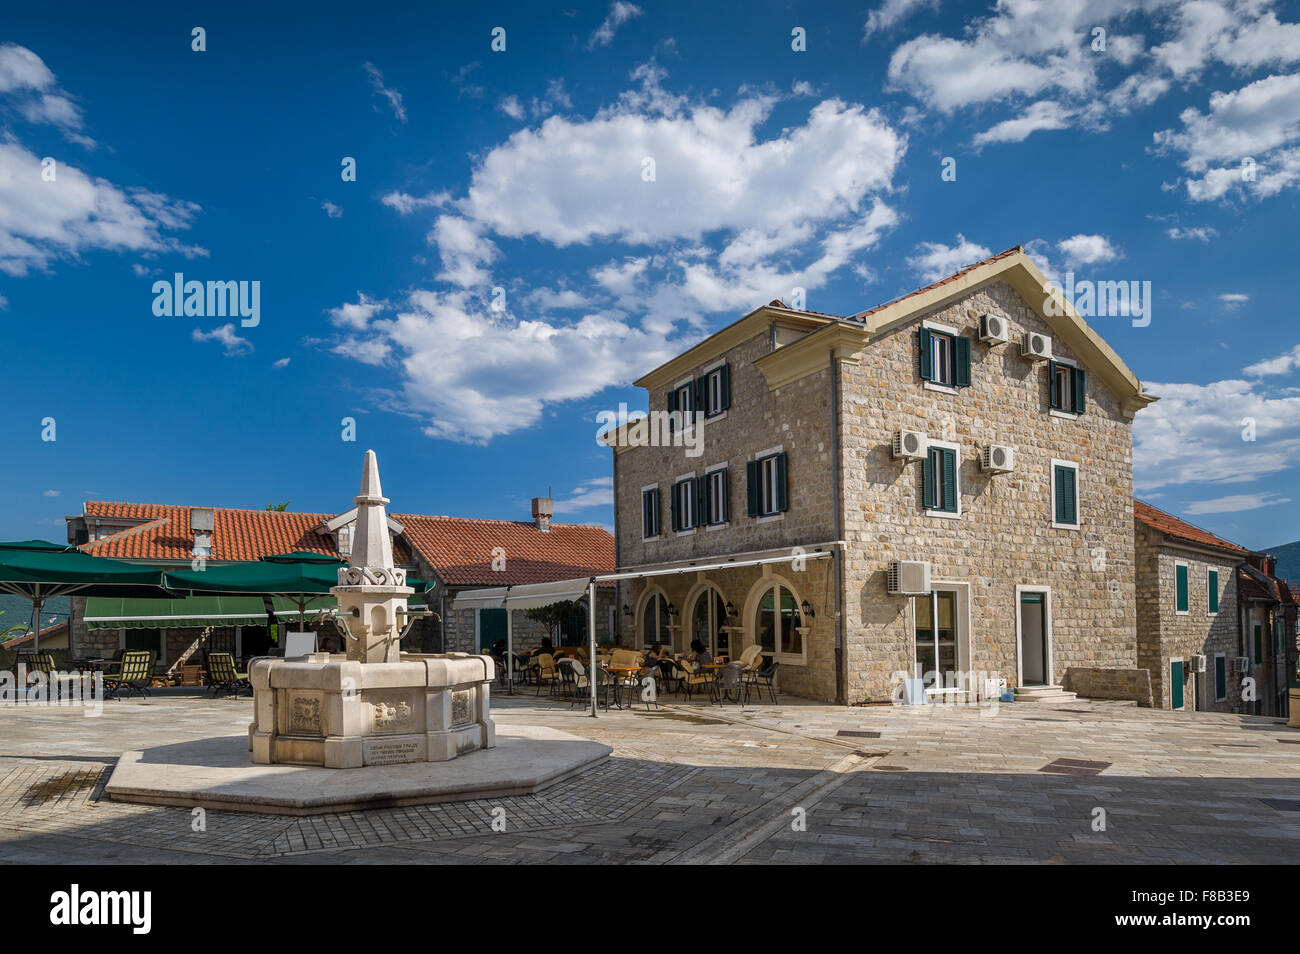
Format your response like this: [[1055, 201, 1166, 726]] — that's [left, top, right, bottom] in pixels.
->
[[850, 246, 1023, 320], [394, 514, 614, 587], [1133, 500, 1249, 554]]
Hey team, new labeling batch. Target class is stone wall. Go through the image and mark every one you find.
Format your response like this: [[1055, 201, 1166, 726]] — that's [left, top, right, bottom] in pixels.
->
[[1134, 528, 1241, 711], [613, 327, 841, 699], [837, 281, 1139, 704], [1061, 667, 1153, 707]]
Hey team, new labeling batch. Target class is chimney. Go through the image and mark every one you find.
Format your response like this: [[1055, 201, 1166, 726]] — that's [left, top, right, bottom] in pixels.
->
[[531, 496, 554, 532], [190, 507, 215, 556]]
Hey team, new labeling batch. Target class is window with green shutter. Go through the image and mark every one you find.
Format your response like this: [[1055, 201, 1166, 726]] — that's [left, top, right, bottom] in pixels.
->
[[747, 452, 787, 517], [641, 487, 660, 539], [918, 327, 971, 389], [922, 446, 958, 513], [1052, 463, 1078, 526], [1207, 569, 1219, 614], [1175, 563, 1189, 613], [1214, 654, 1227, 701], [1048, 362, 1087, 414]]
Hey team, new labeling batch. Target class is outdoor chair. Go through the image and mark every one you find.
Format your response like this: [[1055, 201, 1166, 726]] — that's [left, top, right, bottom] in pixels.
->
[[715, 662, 744, 706], [534, 653, 561, 697], [749, 660, 779, 704], [105, 650, 157, 700], [678, 659, 713, 701], [568, 660, 590, 708], [629, 665, 660, 710], [656, 657, 682, 695], [204, 651, 251, 698]]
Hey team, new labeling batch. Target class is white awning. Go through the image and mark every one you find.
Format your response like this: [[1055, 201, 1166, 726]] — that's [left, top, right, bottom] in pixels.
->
[[450, 542, 841, 611]]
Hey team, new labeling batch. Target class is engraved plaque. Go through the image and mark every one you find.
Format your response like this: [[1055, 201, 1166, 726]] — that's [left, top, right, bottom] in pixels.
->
[[368, 740, 419, 765], [289, 695, 321, 735], [451, 689, 472, 726], [368, 695, 414, 733]]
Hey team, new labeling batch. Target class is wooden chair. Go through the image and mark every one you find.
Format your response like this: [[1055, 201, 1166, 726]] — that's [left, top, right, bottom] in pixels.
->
[[677, 659, 713, 701], [534, 653, 561, 697]]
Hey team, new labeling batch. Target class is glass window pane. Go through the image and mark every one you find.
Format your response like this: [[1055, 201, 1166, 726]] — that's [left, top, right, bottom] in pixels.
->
[[758, 589, 775, 651], [779, 588, 802, 655]]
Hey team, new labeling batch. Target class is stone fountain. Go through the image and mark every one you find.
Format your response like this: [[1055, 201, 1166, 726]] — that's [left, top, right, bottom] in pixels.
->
[[248, 450, 496, 768]]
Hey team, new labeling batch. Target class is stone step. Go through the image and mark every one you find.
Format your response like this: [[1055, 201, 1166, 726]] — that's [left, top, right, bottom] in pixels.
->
[[1013, 685, 1078, 703]]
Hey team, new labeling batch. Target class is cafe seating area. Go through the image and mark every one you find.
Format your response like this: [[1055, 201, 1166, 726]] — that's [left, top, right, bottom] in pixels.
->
[[492, 643, 779, 709]]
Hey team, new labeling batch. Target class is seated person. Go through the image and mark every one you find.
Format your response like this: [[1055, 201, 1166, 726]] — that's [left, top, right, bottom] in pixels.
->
[[644, 643, 669, 662], [528, 637, 556, 659], [689, 639, 713, 667]]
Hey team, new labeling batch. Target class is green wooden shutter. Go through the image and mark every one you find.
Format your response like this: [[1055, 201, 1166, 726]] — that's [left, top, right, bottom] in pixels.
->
[[954, 336, 971, 387], [1170, 660, 1184, 709], [922, 451, 936, 509], [1175, 564, 1189, 612], [1072, 366, 1086, 414], [720, 364, 731, 410], [692, 377, 705, 418], [1215, 655, 1226, 700], [918, 328, 932, 381], [642, 490, 651, 536], [669, 483, 680, 532], [775, 453, 789, 512], [1048, 361, 1061, 409], [1253, 623, 1262, 661], [667, 389, 678, 433], [1062, 468, 1077, 524], [941, 448, 957, 512], [746, 460, 760, 517], [695, 475, 708, 526], [1208, 569, 1219, 613], [719, 468, 730, 522]]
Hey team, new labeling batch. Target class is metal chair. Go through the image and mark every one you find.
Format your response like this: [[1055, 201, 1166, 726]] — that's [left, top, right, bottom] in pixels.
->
[[107, 650, 158, 699], [203, 651, 250, 698], [749, 660, 779, 704], [716, 662, 744, 706]]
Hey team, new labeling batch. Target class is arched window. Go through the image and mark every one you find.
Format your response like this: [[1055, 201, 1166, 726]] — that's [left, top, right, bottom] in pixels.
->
[[640, 592, 670, 647], [755, 582, 802, 657], [690, 588, 728, 658]]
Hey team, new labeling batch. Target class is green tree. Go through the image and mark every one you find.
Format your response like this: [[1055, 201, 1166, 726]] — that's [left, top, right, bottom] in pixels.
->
[[522, 599, 587, 646], [265, 501, 291, 511]]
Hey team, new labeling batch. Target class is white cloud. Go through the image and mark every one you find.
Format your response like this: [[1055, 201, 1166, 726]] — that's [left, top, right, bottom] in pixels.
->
[[498, 95, 525, 119], [0, 141, 203, 276], [1245, 343, 1300, 376], [1219, 292, 1250, 307], [552, 476, 615, 513], [321, 201, 342, 219], [907, 234, 992, 282], [864, 0, 939, 40], [272, 357, 291, 369], [0, 44, 88, 143], [1184, 492, 1291, 514], [1058, 233, 1121, 266], [192, 323, 252, 356], [1166, 225, 1217, 241], [588, 2, 642, 50], [329, 293, 387, 330], [363, 62, 406, 123], [1134, 374, 1300, 491], [973, 100, 1072, 146], [381, 190, 451, 215], [42, 489, 59, 497]]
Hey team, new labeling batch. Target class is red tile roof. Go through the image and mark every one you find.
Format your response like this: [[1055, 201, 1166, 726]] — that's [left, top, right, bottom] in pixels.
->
[[74, 501, 613, 587], [1133, 500, 1249, 555], [394, 513, 615, 587], [850, 246, 1024, 321], [1238, 566, 1299, 605]]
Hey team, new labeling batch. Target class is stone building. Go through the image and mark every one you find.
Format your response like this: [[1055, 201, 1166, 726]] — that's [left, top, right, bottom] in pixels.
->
[[604, 246, 1158, 704], [1134, 500, 1248, 712], [1236, 554, 1298, 718], [63, 497, 614, 669]]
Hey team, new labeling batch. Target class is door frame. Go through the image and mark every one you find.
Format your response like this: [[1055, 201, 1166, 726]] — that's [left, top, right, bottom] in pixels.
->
[[909, 581, 972, 682], [1014, 585, 1053, 686]]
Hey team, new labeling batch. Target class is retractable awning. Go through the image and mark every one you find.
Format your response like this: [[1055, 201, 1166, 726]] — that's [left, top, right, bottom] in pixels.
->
[[84, 595, 310, 630], [451, 577, 594, 611]]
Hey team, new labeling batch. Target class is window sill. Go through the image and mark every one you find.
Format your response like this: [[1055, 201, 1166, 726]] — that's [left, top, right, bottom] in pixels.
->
[[1050, 521, 1080, 531], [1049, 408, 1081, 420], [703, 410, 728, 424], [923, 381, 959, 396], [675, 528, 697, 537], [706, 522, 730, 532], [755, 513, 784, 524], [926, 508, 961, 520], [1175, 610, 1188, 616]]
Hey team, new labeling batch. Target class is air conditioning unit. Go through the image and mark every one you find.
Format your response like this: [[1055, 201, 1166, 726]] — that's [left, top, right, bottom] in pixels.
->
[[979, 314, 1009, 344], [888, 560, 932, 595], [1187, 654, 1206, 674], [1234, 656, 1250, 671], [892, 429, 927, 461], [1021, 332, 1053, 360], [981, 444, 1016, 474]]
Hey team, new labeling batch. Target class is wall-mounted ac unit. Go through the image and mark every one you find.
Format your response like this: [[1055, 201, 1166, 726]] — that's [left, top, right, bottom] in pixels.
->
[[1234, 656, 1250, 670], [892, 429, 927, 461], [979, 314, 1009, 344], [1021, 332, 1053, 360], [888, 560, 931, 595], [981, 444, 1016, 473], [1187, 654, 1206, 674]]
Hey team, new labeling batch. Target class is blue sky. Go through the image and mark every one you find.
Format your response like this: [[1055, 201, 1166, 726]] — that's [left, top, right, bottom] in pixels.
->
[[2, 0, 1299, 550]]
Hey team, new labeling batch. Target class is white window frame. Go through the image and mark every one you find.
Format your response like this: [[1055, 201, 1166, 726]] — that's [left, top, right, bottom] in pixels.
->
[[753, 443, 785, 523], [1050, 357, 1081, 419], [1049, 458, 1080, 530], [702, 359, 728, 421], [751, 578, 808, 665], [640, 483, 660, 541], [704, 462, 729, 529], [674, 472, 697, 535], [671, 377, 696, 433], [1174, 560, 1190, 615], [922, 319, 960, 395], [1206, 565, 1219, 618], [925, 439, 962, 520]]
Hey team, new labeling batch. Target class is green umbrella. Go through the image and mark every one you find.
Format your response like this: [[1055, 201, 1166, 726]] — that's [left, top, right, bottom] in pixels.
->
[[165, 550, 431, 629], [0, 540, 172, 651]]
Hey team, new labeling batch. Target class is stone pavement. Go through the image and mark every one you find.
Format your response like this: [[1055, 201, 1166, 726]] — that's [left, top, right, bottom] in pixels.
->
[[1, 688, 1298, 864]]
